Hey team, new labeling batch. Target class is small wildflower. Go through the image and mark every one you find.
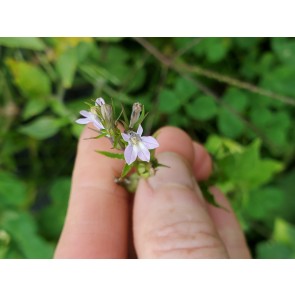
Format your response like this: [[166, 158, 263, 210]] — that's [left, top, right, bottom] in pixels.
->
[[122, 125, 159, 165], [76, 110, 104, 130]]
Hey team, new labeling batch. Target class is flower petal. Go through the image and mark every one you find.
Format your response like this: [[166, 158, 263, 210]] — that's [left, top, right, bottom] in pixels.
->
[[121, 133, 131, 142], [137, 124, 143, 136], [76, 118, 91, 124], [80, 110, 90, 117], [141, 136, 159, 149], [124, 144, 138, 165], [137, 142, 150, 162], [95, 97, 105, 106], [93, 120, 104, 130]]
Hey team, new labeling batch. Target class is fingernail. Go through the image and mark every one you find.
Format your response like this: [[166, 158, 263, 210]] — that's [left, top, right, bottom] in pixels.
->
[[148, 152, 196, 191]]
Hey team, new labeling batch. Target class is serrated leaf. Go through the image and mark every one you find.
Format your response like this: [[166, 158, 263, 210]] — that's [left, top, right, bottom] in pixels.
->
[[97, 151, 124, 159]]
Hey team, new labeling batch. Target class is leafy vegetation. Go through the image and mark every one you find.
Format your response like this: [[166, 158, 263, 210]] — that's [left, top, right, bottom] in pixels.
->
[[0, 37, 295, 258]]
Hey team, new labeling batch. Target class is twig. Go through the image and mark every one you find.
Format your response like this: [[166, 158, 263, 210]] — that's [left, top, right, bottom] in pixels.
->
[[134, 37, 295, 107]]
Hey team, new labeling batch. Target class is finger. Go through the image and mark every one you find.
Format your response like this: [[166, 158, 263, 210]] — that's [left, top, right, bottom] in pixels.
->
[[155, 126, 195, 163], [54, 124, 129, 258], [192, 142, 212, 181], [133, 127, 229, 258], [207, 188, 251, 258]]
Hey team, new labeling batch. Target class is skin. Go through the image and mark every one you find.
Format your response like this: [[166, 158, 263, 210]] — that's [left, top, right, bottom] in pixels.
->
[[54, 125, 251, 259]]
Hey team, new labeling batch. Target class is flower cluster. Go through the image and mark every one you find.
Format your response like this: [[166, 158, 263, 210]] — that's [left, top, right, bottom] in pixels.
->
[[76, 98, 160, 190]]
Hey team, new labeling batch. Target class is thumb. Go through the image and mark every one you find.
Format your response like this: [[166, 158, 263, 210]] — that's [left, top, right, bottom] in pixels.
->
[[133, 152, 229, 258]]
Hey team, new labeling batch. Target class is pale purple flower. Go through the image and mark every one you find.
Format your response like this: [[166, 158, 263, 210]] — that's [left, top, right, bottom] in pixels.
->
[[95, 97, 105, 107], [121, 125, 159, 165], [76, 110, 104, 130]]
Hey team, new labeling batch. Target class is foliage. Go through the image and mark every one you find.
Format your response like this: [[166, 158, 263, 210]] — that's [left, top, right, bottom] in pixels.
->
[[0, 37, 295, 258]]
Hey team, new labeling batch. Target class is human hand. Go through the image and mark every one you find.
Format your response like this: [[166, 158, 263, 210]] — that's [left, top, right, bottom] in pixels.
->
[[54, 125, 250, 258]]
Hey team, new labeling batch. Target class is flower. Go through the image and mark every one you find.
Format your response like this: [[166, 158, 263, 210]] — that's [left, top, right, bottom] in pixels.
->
[[129, 102, 142, 128], [121, 125, 159, 165], [76, 110, 104, 130], [95, 97, 105, 107]]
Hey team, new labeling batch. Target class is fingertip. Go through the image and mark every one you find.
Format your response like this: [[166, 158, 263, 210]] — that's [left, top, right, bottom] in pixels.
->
[[155, 126, 194, 164], [192, 141, 212, 181]]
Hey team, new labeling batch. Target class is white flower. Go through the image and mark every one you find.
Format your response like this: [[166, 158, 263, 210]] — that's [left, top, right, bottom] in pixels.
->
[[121, 125, 159, 165], [75, 110, 104, 130]]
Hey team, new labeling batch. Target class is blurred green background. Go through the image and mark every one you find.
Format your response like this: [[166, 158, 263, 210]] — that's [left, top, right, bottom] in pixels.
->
[[0, 37, 295, 258]]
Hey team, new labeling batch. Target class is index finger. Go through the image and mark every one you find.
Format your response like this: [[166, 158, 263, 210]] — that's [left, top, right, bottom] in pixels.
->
[[54, 124, 129, 258]]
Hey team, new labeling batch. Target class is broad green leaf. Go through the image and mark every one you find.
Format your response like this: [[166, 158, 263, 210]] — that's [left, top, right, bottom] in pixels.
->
[[1, 211, 54, 258], [273, 219, 295, 248], [243, 186, 284, 221], [186, 95, 217, 121], [22, 99, 48, 120], [217, 109, 245, 138], [39, 178, 71, 240], [256, 241, 293, 259], [0, 171, 27, 208], [97, 151, 125, 159], [158, 89, 181, 114], [218, 140, 283, 190], [19, 116, 62, 140], [222, 87, 249, 112], [194, 38, 231, 63], [0, 37, 45, 50], [6, 59, 51, 99], [56, 47, 78, 88], [261, 64, 295, 97], [174, 77, 198, 102], [271, 37, 295, 65]]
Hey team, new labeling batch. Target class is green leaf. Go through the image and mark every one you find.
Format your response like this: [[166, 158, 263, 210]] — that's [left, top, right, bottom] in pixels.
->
[[218, 139, 283, 190], [121, 163, 133, 178], [19, 116, 62, 140], [158, 89, 181, 114], [243, 186, 284, 222], [22, 99, 48, 120], [1, 211, 54, 258], [56, 47, 78, 88], [217, 109, 245, 138], [39, 178, 71, 240], [256, 241, 293, 259], [174, 77, 198, 102], [0, 171, 27, 208], [0, 37, 46, 50], [273, 219, 295, 248], [97, 151, 124, 159], [222, 87, 249, 112], [6, 59, 51, 99], [194, 38, 231, 63], [186, 95, 217, 121]]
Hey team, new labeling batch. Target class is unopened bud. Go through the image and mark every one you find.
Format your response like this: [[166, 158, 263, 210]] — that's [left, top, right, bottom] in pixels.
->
[[129, 102, 142, 128], [101, 104, 113, 129]]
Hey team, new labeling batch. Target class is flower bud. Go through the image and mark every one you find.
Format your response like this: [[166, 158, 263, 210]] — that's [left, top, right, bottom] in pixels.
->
[[101, 104, 113, 129], [129, 102, 142, 128]]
